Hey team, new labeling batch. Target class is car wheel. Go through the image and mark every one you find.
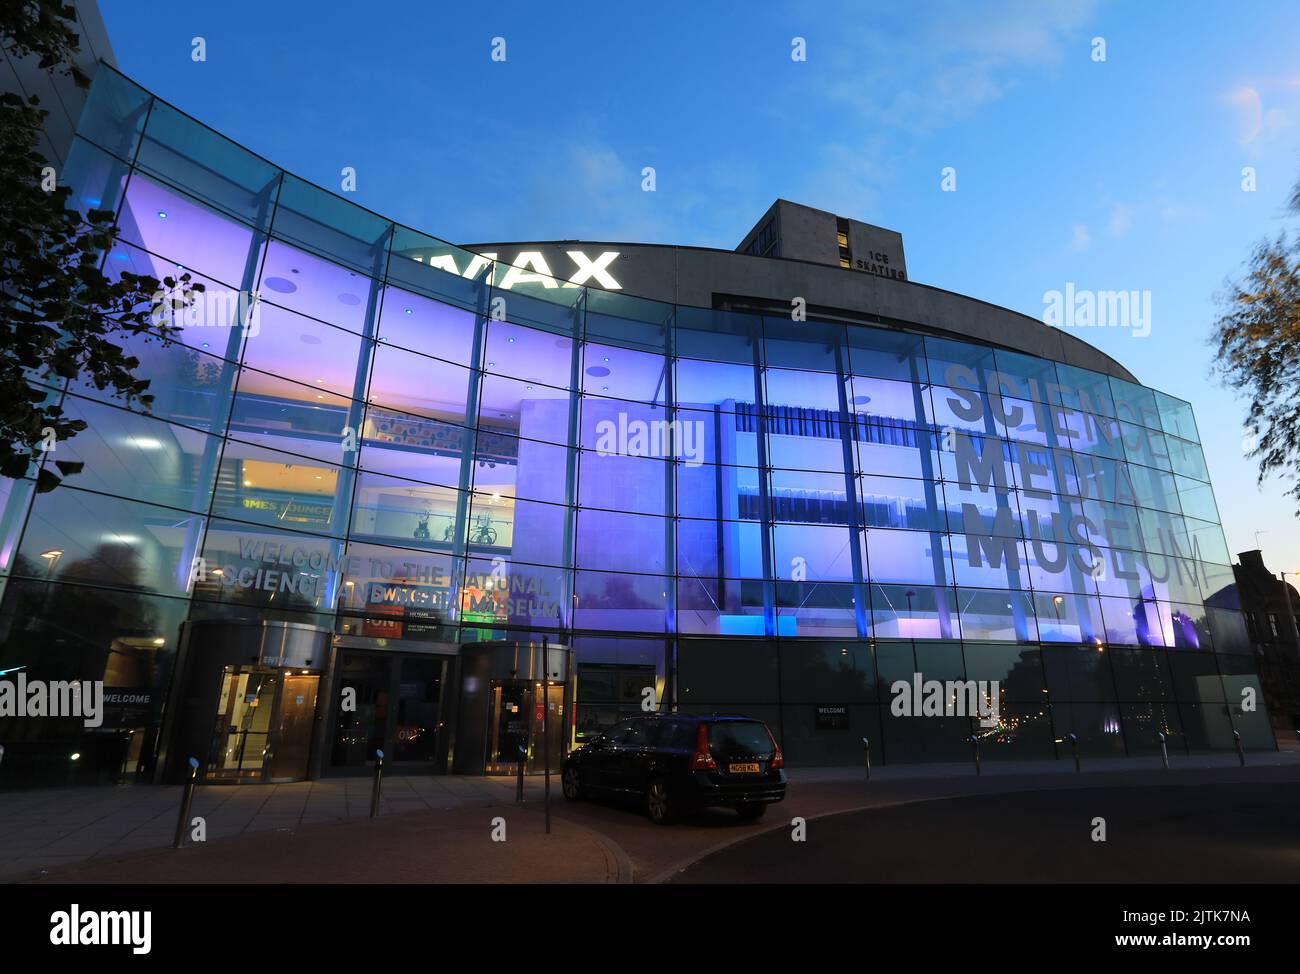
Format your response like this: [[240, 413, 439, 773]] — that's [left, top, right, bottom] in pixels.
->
[[561, 765, 584, 801], [646, 778, 677, 825], [735, 803, 767, 821]]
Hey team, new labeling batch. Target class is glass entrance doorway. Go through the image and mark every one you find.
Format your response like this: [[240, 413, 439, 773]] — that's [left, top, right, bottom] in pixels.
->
[[484, 680, 566, 774], [207, 666, 320, 783], [328, 650, 448, 773]]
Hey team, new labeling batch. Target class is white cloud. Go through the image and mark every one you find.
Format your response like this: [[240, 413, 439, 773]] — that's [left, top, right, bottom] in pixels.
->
[[818, 0, 1100, 135], [1108, 203, 1133, 237], [1222, 83, 1296, 147], [1071, 223, 1091, 250]]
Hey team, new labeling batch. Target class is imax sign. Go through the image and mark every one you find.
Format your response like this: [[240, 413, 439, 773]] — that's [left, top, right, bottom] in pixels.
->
[[409, 249, 622, 290]]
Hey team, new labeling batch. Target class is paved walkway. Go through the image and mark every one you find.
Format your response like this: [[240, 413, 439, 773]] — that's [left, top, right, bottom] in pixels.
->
[[0, 773, 547, 880], [4, 751, 1298, 883], [24, 801, 631, 885]]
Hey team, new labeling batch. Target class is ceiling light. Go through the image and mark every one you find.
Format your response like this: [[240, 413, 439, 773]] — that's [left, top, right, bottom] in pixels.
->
[[157, 210, 167, 219]]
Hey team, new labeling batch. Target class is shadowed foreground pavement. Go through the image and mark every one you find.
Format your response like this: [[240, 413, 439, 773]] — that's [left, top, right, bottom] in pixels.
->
[[25, 802, 631, 884], [10, 757, 1300, 884], [672, 781, 1300, 883]]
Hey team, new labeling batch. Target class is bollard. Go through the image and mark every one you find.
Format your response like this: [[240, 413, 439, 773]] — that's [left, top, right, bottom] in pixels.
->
[[542, 635, 552, 836], [172, 757, 200, 850], [862, 736, 871, 782], [970, 735, 981, 776], [1233, 730, 1245, 767], [370, 748, 385, 818], [516, 743, 526, 803], [1068, 732, 1080, 773], [1158, 731, 1169, 770]]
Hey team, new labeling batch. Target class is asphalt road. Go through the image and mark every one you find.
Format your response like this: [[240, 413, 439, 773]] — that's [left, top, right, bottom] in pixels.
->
[[671, 781, 1300, 883]]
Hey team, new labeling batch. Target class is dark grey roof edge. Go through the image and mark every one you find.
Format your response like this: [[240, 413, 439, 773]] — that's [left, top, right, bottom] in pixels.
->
[[459, 239, 1140, 384]]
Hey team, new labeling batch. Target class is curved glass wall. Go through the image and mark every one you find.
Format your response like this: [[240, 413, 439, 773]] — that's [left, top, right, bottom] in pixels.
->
[[0, 66, 1268, 778]]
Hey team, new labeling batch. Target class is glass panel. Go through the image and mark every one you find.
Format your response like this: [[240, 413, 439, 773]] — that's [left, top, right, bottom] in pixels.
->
[[75, 67, 151, 160], [376, 284, 476, 363], [271, 173, 390, 274], [17, 487, 201, 597], [136, 100, 280, 229]]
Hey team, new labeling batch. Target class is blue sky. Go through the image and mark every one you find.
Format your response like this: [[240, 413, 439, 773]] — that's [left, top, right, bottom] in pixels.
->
[[100, 0, 1300, 576]]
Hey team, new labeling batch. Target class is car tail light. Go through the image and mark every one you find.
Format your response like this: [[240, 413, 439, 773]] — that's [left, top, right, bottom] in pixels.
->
[[690, 723, 717, 771], [766, 726, 784, 769]]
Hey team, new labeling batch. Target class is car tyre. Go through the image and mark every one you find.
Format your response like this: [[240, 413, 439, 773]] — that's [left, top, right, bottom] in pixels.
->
[[561, 765, 584, 801], [646, 777, 677, 825], [735, 803, 767, 821]]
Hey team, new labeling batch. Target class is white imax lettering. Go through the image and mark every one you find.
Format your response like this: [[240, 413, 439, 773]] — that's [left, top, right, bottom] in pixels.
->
[[594, 414, 704, 465], [49, 904, 151, 955], [890, 674, 1002, 728], [564, 250, 620, 288], [0, 675, 103, 728], [412, 249, 622, 290]]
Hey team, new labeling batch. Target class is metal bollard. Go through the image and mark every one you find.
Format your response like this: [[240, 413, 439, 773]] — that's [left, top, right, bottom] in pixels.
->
[[516, 743, 526, 803], [862, 737, 871, 782], [970, 735, 981, 776], [370, 748, 385, 818], [1158, 731, 1169, 770], [172, 757, 200, 849], [1233, 730, 1245, 767], [1069, 732, 1080, 773]]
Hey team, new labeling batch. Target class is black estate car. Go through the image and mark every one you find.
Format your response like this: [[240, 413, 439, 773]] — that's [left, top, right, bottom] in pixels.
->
[[561, 714, 787, 825]]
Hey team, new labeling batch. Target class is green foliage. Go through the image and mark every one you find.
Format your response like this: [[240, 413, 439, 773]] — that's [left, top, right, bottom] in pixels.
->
[[1, 5, 201, 492], [1, 2, 87, 88], [1212, 181, 1300, 514]]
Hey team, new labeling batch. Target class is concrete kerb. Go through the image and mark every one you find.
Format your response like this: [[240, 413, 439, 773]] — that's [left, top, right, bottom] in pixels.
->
[[514, 802, 635, 884]]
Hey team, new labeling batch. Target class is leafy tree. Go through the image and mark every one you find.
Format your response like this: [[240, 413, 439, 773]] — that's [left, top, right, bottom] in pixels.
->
[[1211, 178, 1300, 515], [1, 1, 201, 492]]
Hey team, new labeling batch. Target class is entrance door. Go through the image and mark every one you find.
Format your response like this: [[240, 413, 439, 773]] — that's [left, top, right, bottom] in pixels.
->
[[485, 680, 567, 774], [329, 650, 447, 772], [207, 666, 319, 783], [269, 673, 320, 781]]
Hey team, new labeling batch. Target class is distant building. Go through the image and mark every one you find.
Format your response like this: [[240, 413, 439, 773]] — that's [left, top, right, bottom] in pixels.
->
[[1227, 550, 1300, 745]]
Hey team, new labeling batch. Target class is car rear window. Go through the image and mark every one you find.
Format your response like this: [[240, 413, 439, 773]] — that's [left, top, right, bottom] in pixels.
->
[[707, 721, 774, 759]]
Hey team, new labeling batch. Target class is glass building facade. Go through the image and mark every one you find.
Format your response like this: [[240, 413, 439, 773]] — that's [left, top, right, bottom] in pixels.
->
[[0, 67, 1272, 785]]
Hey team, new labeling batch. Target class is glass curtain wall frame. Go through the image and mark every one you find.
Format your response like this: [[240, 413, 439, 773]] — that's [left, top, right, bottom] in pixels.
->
[[0, 63, 1260, 779]]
